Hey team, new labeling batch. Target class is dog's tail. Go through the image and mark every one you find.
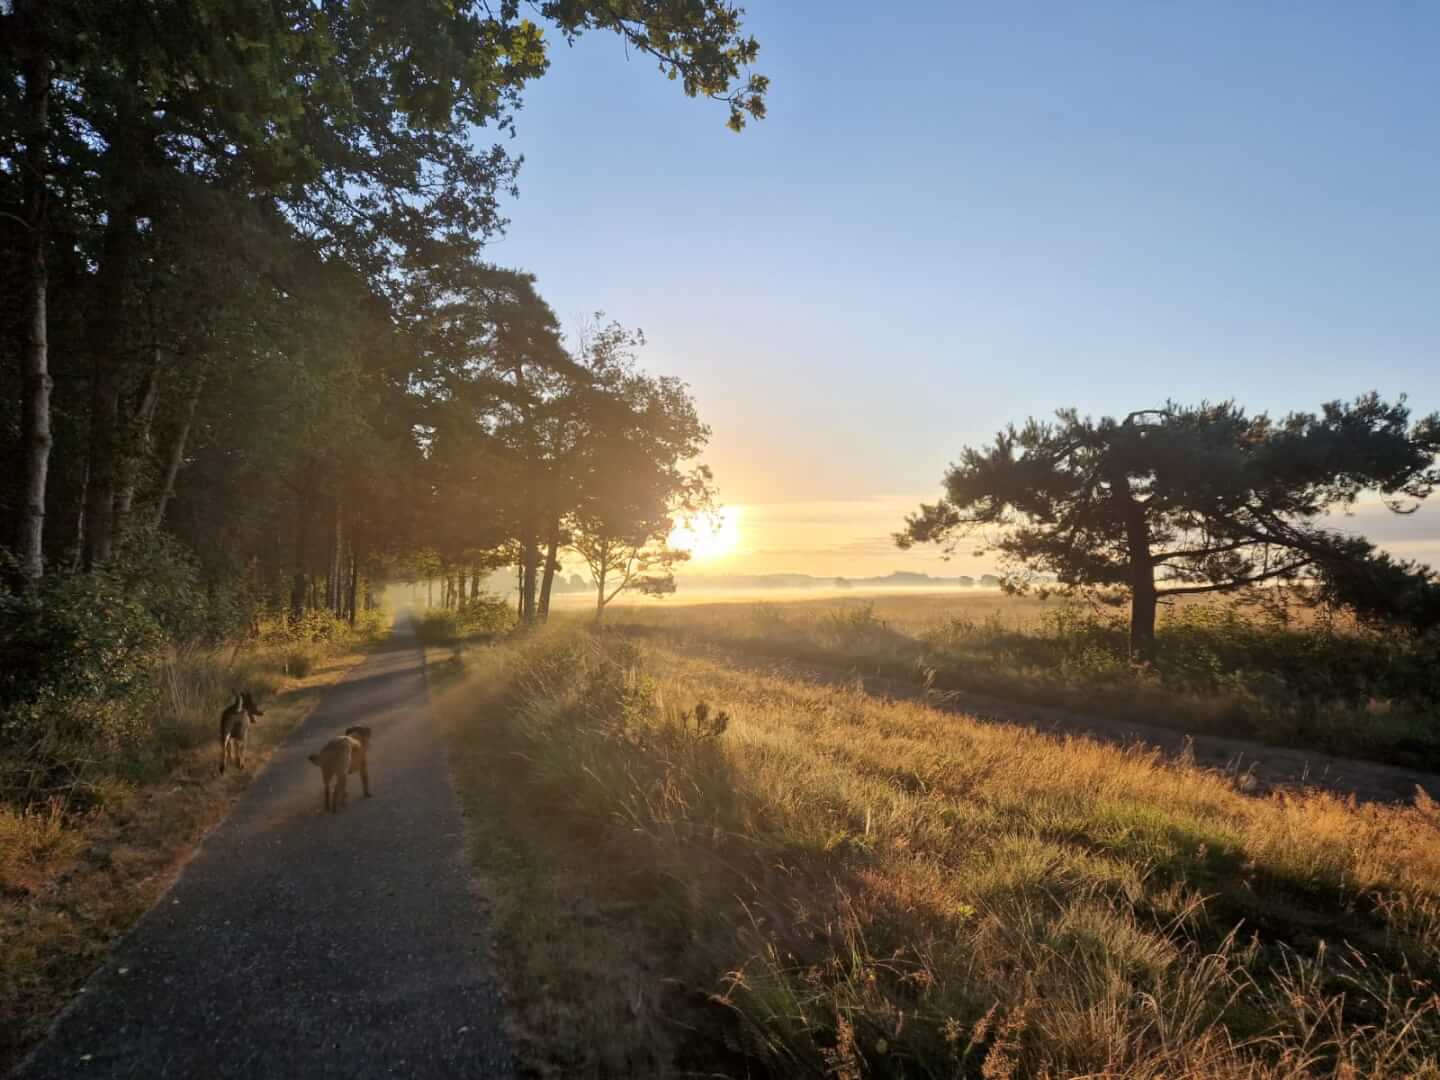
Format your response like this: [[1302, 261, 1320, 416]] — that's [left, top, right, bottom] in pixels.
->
[[307, 753, 321, 766]]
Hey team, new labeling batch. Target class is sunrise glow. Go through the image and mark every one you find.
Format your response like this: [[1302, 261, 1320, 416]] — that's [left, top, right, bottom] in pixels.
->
[[668, 506, 743, 562]]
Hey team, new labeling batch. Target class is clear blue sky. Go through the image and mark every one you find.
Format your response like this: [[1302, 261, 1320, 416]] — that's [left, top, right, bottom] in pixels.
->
[[481, 2, 1440, 574]]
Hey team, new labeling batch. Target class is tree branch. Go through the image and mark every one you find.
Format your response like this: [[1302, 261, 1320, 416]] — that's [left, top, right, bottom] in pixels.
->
[[1156, 559, 1311, 596]]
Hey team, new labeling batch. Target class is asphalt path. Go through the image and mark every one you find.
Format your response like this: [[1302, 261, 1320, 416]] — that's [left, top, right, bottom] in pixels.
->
[[14, 618, 511, 1079]]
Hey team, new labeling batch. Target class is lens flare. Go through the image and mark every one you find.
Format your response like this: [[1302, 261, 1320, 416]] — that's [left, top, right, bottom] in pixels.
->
[[668, 506, 742, 561]]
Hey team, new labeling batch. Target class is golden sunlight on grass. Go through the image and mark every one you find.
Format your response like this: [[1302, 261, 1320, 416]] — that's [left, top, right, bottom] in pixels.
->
[[440, 623, 1440, 1078], [668, 505, 743, 562]]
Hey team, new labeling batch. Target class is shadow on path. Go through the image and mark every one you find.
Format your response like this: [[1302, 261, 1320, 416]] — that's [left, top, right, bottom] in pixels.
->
[[13, 619, 511, 1079]]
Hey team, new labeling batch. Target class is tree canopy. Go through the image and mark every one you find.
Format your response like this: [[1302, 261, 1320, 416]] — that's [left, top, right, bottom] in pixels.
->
[[1, 0, 762, 612], [898, 396, 1440, 658]]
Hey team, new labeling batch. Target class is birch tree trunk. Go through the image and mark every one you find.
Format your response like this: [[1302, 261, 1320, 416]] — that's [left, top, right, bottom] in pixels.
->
[[14, 37, 52, 585]]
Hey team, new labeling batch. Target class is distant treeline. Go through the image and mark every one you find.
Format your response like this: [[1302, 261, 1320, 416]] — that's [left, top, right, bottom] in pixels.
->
[[679, 571, 1017, 592]]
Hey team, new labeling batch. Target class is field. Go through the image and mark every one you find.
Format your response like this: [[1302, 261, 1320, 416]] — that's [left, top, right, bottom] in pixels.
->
[[435, 592, 1440, 1078], [597, 589, 1440, 772]]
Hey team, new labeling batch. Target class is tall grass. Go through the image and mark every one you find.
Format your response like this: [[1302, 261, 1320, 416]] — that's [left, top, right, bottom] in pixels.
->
[[603, 595, 1440, 769], [445, 626, 1440, 1078]]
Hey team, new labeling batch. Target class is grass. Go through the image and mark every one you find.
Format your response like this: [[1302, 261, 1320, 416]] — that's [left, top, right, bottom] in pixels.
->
[[602, 592, 1440, 771], [439, 622, 1440, 1078], [0, 617, 387, 1073]]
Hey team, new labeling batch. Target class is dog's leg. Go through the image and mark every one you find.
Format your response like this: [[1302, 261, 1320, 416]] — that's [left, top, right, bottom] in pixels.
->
[[360, 755, 370, 798]]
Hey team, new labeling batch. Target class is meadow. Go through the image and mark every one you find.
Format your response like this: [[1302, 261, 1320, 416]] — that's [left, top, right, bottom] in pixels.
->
[[600, 590, 1440, 772], [436, 592, 1440, 1078]]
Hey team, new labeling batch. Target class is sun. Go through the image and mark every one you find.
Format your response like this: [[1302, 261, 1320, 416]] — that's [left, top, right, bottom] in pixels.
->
[[668, 506, 742, 562]]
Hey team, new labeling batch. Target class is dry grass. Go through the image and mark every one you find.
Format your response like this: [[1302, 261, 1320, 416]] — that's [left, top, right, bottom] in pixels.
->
[[0, 638, 375, 1073], [597, 592, 1440, 769], [441, 624, 1440, 1078]]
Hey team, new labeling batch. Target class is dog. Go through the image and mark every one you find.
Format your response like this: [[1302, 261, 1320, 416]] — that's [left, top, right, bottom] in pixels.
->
[[308, 726, 372, 813], [219, 691, 264, 774], [344, 725, 373, 799]]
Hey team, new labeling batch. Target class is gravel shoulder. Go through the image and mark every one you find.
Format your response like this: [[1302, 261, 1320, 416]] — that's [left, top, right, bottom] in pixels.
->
[[12, 618, 510, 1080]]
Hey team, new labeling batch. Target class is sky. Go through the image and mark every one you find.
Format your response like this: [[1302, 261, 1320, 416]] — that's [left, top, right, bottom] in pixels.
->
[[480, 1, 1440, 579]]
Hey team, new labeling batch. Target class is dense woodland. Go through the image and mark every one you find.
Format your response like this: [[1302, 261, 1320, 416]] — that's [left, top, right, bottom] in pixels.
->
[[0, 0, 765, 796]]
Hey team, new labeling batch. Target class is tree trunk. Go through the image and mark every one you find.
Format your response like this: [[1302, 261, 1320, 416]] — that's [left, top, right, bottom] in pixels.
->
[[290, 484, 312, 623], [326, 490, 344, 616], [456, 566, 468, 609], [347, 548, 358, 628], [82, 200, 138, 569], [152, 372, 203, 528], [594, 546, 608, 623], [471, 565, 481, 602], [112, 346, 162, 539], [70, 461, 88, 572], [14, 43, 52, 586], [538, 517, 561, 620], [1119, 503, 1158, 662], [1130, 572, 1158, 663], [1106, 463, 1159, 662], [520, 538, 538, 622]]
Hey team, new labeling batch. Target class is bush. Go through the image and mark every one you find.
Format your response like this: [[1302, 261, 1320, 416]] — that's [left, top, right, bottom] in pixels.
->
[[0, 568, 168, 800], [415, 596, 514, 646], [816, 603, 893, 650]]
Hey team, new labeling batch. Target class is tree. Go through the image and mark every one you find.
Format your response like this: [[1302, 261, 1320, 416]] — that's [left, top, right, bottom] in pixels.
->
[[898, 396, 1440, 661], [565, 324, 714, 621], [570, 462, 708, 621], [1, 0, 767, 579]]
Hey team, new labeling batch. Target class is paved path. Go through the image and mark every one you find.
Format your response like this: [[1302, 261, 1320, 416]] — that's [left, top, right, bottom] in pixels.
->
[[14, 620, 511, 1079]]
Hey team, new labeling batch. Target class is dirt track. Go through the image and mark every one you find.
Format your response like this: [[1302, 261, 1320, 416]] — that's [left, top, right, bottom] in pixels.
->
[[12, 620, 511, 1079]]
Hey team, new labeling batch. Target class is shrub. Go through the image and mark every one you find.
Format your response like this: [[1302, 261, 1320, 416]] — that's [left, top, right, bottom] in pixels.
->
[[816, 603, 893, 649], [0, 569, 167, 801], [415, 596, 514, 646], [415, 610, 460, 646]]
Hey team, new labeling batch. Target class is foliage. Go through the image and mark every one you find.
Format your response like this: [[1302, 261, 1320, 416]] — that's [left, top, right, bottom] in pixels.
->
[[899, 395, 1440, 657], [0, 564, 167, 779], [414, 596, 515, 645]]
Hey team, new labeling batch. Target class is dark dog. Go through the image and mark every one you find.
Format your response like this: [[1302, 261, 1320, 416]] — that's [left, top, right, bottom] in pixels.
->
[[219, 691, 264, 774]]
